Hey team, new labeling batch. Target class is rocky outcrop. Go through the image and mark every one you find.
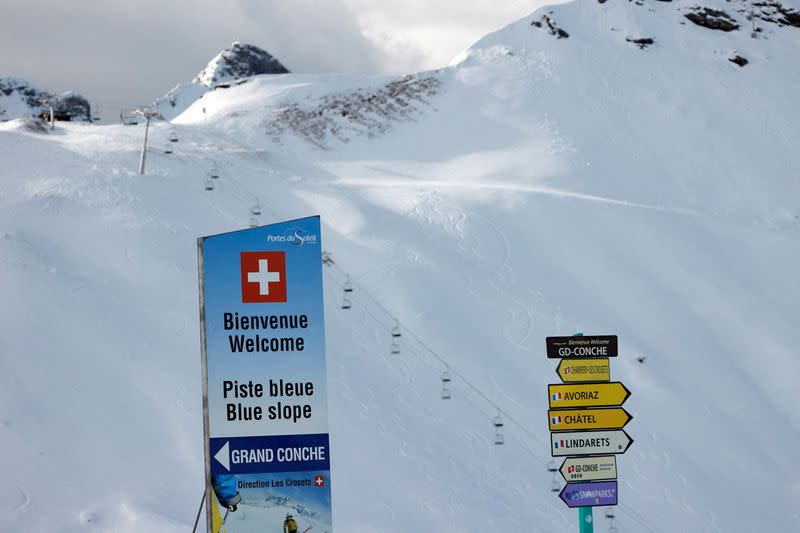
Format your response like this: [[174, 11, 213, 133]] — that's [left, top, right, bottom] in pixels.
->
[[531, 15, 570, 39], [0, 78, 91, 122], [685, 7, 740, 31], [194, 42, 289, 87]]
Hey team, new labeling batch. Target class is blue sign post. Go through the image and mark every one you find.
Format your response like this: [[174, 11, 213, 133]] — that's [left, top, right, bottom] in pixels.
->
[[198, 216, 333, 533]]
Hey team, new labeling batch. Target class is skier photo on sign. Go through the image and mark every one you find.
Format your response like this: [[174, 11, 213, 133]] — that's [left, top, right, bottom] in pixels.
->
[[283, 513, 299, 533], [212, 474, 241, 511]]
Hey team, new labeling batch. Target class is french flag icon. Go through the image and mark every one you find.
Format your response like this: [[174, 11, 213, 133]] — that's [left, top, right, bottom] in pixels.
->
[[552, 392, 562, 402], [551, 415, 562, 425]]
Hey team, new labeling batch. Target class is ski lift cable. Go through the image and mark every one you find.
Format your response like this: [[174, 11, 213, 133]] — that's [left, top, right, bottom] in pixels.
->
[[618, 504, 665, 533], [323, 272, 550, 461], [327, 262, 546, 447], [325, 264, 548, 449]]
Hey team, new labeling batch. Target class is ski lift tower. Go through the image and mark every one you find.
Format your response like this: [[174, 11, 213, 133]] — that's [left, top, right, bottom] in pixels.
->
[[131, 107, 164, 175], [38, 95, 59, 130]]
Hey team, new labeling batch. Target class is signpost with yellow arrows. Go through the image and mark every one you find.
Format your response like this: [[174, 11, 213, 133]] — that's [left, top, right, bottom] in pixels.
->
[[556, 358, 610, 383], [548, 407, 632, 431], [546, 333, 633, 530], [549, 382, 630, 408]]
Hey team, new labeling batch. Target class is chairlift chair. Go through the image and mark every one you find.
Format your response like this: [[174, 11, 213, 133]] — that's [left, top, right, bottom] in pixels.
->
[[341, 297, 352, 310], [249, 214, 259, 228], [441, 369, 452, 383], [251, 201, 262, 216], [164, 145, 173, 154], [391, 320, 401, 338], [494, 429, 504, 445], [170, 131, 179, 142], [551, 480, 561, 493], [605, 509, 615, 520], [343, 276, 353, 293], [547, 460, 558, 473], [204, 179, 214, 191], [209, 164, 220, 179], [391, 342, 400, 355], [441, 385, 451, 400], [493, 412, 504, 428]]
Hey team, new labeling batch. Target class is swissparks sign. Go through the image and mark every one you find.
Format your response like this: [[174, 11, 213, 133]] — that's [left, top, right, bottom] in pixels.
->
[[198, 216, 333, 533]]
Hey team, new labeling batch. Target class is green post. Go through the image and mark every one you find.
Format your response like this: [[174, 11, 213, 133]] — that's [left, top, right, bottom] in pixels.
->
[[579, 507, 594, 532], [572, 333, 592, 532]]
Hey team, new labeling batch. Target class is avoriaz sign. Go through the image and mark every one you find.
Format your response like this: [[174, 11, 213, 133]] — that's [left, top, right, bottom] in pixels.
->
[[548, 382, 631, 408]]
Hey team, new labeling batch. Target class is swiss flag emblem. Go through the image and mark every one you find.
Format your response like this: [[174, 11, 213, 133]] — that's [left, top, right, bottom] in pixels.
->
[[314, 475, 325, 487], [241, 252, 287, 303]]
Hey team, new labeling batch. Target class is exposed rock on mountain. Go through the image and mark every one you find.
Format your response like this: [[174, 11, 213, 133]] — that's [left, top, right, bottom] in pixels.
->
[[154, 42, 289, 120], [194, 42, 289, 87], [685, 6, 741, 31], [0, 77, 91, 122]]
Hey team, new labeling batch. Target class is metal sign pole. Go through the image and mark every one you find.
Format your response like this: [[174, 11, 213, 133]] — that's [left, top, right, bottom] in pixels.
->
[[571, 332, 594, 533], [579, 506, 594, 532]]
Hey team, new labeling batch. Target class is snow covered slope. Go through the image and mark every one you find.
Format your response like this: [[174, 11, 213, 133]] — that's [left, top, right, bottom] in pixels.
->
[[1, 1, 799, 532]]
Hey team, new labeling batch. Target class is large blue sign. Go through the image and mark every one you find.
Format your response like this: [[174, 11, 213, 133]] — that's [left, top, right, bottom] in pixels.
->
[[198, 216, 333, 532]]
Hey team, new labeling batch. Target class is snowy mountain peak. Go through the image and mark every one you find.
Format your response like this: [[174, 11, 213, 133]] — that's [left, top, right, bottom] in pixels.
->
[[193, 42, 289, 87], [0, 77, 91, 122]]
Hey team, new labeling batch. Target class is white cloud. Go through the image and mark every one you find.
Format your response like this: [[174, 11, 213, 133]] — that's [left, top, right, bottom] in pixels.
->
[[0, 0, 560, 113]]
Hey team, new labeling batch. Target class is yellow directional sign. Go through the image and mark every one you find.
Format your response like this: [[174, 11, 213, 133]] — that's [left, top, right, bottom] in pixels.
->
[[556, 358, 610, 383], [548, 408, 632, 431], [548, 382, 630, 408]]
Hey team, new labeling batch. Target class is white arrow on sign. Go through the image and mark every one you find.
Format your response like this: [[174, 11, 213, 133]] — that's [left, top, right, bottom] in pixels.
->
[[550, 430, 633, 457], [214, 441, 230, 471]]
